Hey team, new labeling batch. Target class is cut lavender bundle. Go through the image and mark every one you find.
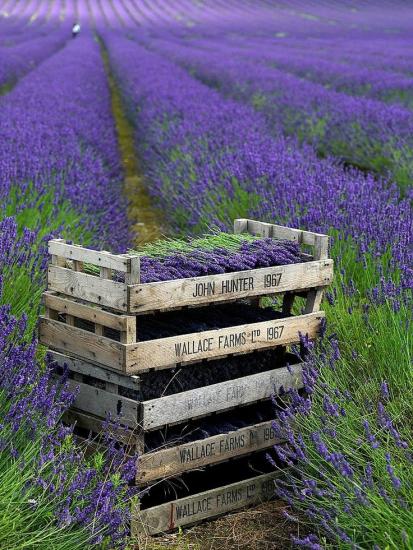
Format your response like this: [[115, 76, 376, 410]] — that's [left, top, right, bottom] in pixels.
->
[[136, 234, 302, 283]]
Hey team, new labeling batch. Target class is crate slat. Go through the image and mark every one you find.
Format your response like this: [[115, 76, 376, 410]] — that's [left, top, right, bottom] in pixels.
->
[[137, 420, 280, 484], [40, 317, 125, 370], [48, 350, 141, 391], [48, 239, 132, 272], [43, 291, 134, 331], [126, 312, 323, 372], [142, 363, 302, 430], [59, 377, 139, 428], [48, 265, 128, 311], [128, 259, 333, 313], [63, 409, 142, 448], [237, 218, 328, 247], [133, 471, 280, 535]]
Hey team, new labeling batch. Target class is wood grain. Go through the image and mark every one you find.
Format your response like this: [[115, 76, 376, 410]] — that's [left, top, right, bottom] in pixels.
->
[[129, 260, 333, 313], [126, 312, 323, 373], [133, 471, 281, 535], [49, 239, 131, 272], [235, 218, 329, 247], [47, 350, 141, 391], [43, 292, 133, 332], [137, 420, 281, 484], [39, 317, 125, 371], [48, 265, 127, 311], [57, 377, 139, 428], [141, 363, 303, 430]]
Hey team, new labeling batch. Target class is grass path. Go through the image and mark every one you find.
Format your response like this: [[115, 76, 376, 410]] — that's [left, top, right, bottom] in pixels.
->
[[99, 36, 164, 246]]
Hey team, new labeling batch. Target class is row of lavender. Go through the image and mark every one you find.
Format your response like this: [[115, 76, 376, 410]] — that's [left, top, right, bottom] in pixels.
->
[[0, 34, 134, 548], [0, 30, 68, 89], [105, 33, 411, 290], [183, 36, 413, 108], [105, 33, 412, 548], [148, 36, 413, 194]]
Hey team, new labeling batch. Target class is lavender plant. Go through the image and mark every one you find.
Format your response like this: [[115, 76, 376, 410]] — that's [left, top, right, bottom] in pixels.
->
[[151, 37, 413, 192]]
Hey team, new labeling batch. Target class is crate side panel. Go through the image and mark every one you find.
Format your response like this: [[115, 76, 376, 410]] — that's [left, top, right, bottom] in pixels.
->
[[39, 317, 125, 371], [48, 350, 140, 391], [129, 260, 333, 313], [137, 420, 280, 484], [134, 471, 279, 535], [127, 312, 323, 372], [49, 240, 131, 271], [142, 363, 302, 430], [60, 378, 139, 428], [48, 265, 128, 311]]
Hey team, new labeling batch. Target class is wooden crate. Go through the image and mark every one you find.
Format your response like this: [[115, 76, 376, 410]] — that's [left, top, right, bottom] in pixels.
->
[[44, 219, 332, 534], [40, 294, 324, 373], [46, 219, 333, 315], [133, 469, 281, 535], [41, 219, 330, 373], [49, 350, 303, 482]]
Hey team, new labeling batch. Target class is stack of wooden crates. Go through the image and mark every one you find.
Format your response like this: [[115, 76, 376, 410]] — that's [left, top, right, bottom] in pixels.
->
[[39, 218, 333, 535]]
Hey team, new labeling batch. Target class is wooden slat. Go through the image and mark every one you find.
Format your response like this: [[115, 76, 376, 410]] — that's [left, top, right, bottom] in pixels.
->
[[233, 219, 248, 234], [43, 292, 133, 332], [137, 420, 281, 484], [133, 471, 280, 535], [48, 265, 128, 311], [39, 317, 125, 371], [304, 289, 325, 314], [141, 363, 303, 430], [128, 260, 333, 313], [57, 378, 139, 428], [304, 234, 329, 313], [238, 218, 328, 247], [63, 409, 140, 446], [126, 312, 323, 373], [125, 255, 140, 284], [48, 351, 141, 390], [100, 267, 113, 280], [48, 239, 131, 272]]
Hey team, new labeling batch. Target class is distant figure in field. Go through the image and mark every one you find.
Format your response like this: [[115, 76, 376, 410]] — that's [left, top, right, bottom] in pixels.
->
[[72, 22, 81, 38]]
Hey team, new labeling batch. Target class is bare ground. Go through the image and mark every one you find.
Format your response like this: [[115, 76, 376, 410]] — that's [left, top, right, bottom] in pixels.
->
[[132, 501, 307, 550]]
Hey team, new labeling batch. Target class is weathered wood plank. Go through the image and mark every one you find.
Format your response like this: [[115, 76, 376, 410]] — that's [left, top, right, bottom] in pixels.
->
[[48, 239, 131, 272], [63, 409, 141, 446], [141, 363, 303, 430], [39, 317, 125, 371], [48, 350, 141, 390], [58, 377, 139, 428], [43, 292, 133, 332], [238, 218, 328, 247], [304, 288, 325, 314], [129, 260, 333, 313], [126, 312, 323, 373], [125, 255, 140, 284], [48, 265, 127, 311], [137, 420, 281, 484], [133, 471, 280, 535]]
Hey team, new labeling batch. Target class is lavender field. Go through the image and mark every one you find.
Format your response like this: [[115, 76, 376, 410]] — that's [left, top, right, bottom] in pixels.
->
[[0, 1, 412, 549]]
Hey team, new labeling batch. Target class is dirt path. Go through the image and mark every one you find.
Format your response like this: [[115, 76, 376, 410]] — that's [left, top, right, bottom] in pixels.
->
[[100, 38, 164, 246]]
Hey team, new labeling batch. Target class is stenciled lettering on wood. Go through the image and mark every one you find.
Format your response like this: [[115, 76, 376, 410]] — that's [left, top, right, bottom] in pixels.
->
[[192, 273, 282, 298], [173, 476, 275, 521], [178, 424, 276, 464], [174, 323, 285, 359]]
